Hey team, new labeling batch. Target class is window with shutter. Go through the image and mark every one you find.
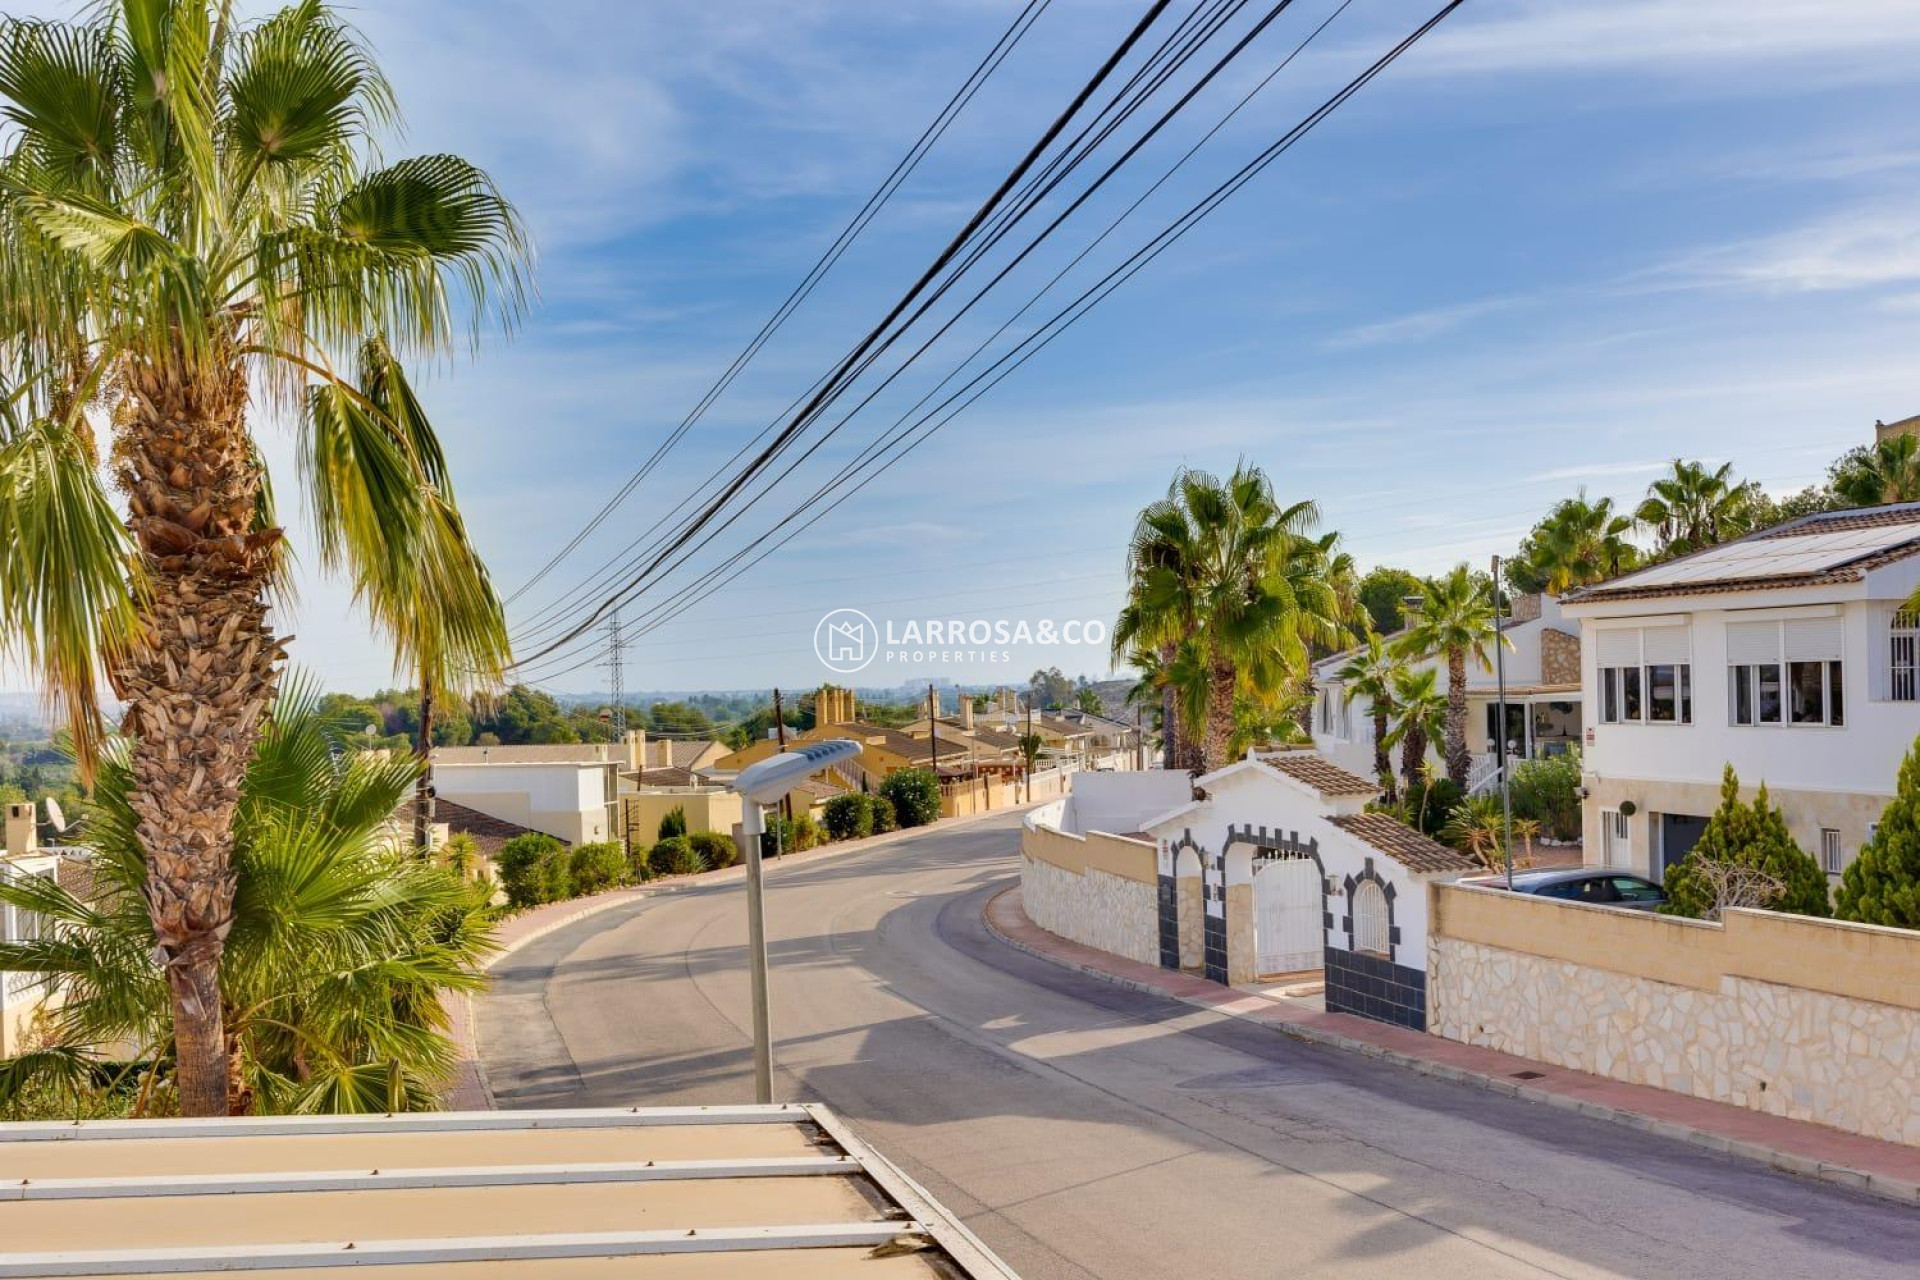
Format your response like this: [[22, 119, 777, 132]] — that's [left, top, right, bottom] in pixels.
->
[[1728, 618, 1844, 726], [1596, 627, 1690, 724]]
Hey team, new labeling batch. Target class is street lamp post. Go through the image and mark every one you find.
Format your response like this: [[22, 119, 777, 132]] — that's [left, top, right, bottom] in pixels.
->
[[730, 739, 863, 1103], [1493, 554, 1514, 890]]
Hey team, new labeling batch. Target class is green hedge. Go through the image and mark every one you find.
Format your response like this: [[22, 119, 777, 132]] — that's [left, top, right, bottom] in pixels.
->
[[821, 792, 897, 841], [880, 769, 940, 828], [689, 830, 739, 870], [651, 835, 705, 877], [569, 842, 627, 896], [1509, 752, 1581, 842], [498, 833, 567, 910]]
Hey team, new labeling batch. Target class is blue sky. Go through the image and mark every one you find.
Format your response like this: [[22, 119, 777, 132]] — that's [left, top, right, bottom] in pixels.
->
[[25, 1, 1920, 699]]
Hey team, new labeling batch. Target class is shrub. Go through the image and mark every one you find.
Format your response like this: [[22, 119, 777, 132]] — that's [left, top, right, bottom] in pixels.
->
[[1662, 765, 1830, 920], [651, 835, 705, 877], [822, 794, 872, 841], [627, 842, 654, 882], [1509, 751, 1582, 842], [1399, 776, 1462, 838], [1440, 795, 1506, 871], [539, 843, 573, 903], [569, 842, 627, 896], [689, 830, 738, 870], [866, 793, 897, 834], [499, 833, 565, 909], [657, 806, 687, 841], [880, 769, 941, 828], [790, 813, 822, 851], [439, 831, 480, 880], [1836, 735, 1920, 929]]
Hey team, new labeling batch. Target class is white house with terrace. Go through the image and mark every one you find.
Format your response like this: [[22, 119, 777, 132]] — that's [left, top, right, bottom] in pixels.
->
[[1560, 502, 1920, 883], [1310, 592, 1584, 794]]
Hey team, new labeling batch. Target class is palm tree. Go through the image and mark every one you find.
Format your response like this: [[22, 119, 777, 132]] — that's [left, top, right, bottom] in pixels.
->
[[1383, 665, 1447, 793], [1832, 434, 1920, 507], [314, 340, 509, 851], [1514, 492, 1639, 592], [1635, 460, 1759, 559], [1334, 630, 1402, 801], [0, 679, 498, 1116], [1397, 565, 1500, 787], [0, 2, 527, 1114], [1115, 464, 1333, 773]]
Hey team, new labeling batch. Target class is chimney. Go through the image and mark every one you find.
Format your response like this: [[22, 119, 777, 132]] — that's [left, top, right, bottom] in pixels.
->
[[1508, 593, 1542, 623], [627, 728, 645, 773], [818, 685, 855, 726], [4, 802, 36, 857], [653, 738, 673, 767], [958, 698, 974, 731]]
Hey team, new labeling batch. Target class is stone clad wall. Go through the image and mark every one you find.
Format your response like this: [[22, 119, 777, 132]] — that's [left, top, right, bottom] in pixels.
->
[[1428, 885, 1920, 1145], [1538, 628, 1581, 686], [1021, 855, 1159, 967]]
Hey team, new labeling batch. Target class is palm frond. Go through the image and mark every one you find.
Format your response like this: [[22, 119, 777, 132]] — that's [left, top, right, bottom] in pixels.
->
[[0, 418, 139, 770]]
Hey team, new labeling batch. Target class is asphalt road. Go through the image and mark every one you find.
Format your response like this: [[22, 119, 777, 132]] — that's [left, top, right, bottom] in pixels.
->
[[479, 812, 1920, 1280]]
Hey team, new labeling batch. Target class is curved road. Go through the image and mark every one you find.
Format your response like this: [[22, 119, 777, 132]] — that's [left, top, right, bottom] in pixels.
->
[[479, 812, 1918, 1280]]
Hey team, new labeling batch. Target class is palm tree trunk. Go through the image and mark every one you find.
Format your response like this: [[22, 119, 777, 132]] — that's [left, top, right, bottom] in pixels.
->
[[1401, 728, 1425, 793], [113, 354, 284, 1118], [1202, 657, 1236, 773], [412, 671, 435, 854], [1158, 642, 1179, 770], [1445, 646, 1471, 787], [1372, 709, 1395, 802]]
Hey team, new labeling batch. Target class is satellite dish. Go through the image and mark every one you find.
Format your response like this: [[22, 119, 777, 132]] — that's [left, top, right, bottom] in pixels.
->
[[44, 798, 66, 834]]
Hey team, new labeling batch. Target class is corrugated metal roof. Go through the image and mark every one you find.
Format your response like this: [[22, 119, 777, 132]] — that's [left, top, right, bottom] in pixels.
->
[[0, 1105, 1013, 1278]]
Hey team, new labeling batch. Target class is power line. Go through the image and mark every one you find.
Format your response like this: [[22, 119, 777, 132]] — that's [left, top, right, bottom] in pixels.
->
[[504, 0, 1058, 608], [520, 0, 1449, 677], [506, 1, 1192, 658], [506, 2, 1240, 644], [510, 2, 1469, 685]]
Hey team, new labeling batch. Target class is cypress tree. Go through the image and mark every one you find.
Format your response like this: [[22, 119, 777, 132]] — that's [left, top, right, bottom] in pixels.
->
[[1835, 736, 1920, 929], [1661, 765, 1830, 920]]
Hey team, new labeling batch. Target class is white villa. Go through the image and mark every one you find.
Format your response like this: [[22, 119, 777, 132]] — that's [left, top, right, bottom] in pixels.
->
[[1561, 502, 1920, 882], [1310, 592, 1584, 793]]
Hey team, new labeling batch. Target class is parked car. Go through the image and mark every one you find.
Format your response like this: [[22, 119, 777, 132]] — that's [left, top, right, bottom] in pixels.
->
[[1464, 868, 1667, 911]]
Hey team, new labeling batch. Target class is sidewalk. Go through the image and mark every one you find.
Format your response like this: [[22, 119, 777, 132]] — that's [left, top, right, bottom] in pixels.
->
[[985, 886, 1920, 1208], [442, 803, 1039, 1108]]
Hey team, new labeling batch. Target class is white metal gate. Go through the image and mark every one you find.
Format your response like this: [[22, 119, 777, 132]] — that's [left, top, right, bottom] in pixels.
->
[[1601, 809, 1629, 868], [1254, 857, 1322, 976]]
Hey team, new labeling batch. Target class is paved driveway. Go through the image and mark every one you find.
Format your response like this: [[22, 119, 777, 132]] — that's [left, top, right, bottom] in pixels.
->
[[480, 812, 1920, 1280]]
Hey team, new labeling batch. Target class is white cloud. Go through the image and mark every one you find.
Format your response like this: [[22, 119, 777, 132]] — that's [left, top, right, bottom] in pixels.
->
[[1418, 0, 1920, 80], [1661, 204, 1920, 294], [1324, 296, 1528, 350], [1522, 461, 1669, 484]]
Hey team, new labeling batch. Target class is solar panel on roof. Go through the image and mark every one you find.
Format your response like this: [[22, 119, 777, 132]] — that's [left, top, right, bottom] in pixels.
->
[[1606, 522, 1920, 589]]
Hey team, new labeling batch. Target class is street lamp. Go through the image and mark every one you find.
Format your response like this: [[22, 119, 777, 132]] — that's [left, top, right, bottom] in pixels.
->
[[729, 739, 863, 1103]]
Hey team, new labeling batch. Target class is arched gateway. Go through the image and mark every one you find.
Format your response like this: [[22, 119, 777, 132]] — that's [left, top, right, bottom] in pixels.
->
[[1148, 750, 1475, 1030]]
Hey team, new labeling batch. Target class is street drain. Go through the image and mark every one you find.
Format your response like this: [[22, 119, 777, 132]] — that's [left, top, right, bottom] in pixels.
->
[[1511, 1070, 1545, 1080]]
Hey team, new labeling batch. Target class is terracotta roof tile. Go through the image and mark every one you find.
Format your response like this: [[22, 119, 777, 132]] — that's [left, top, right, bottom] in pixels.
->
[[632, 765, 702, 789], [1327, 813, 1477, 874], [1258, 752, 1380, 797], [434, 799, 558, 856]]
